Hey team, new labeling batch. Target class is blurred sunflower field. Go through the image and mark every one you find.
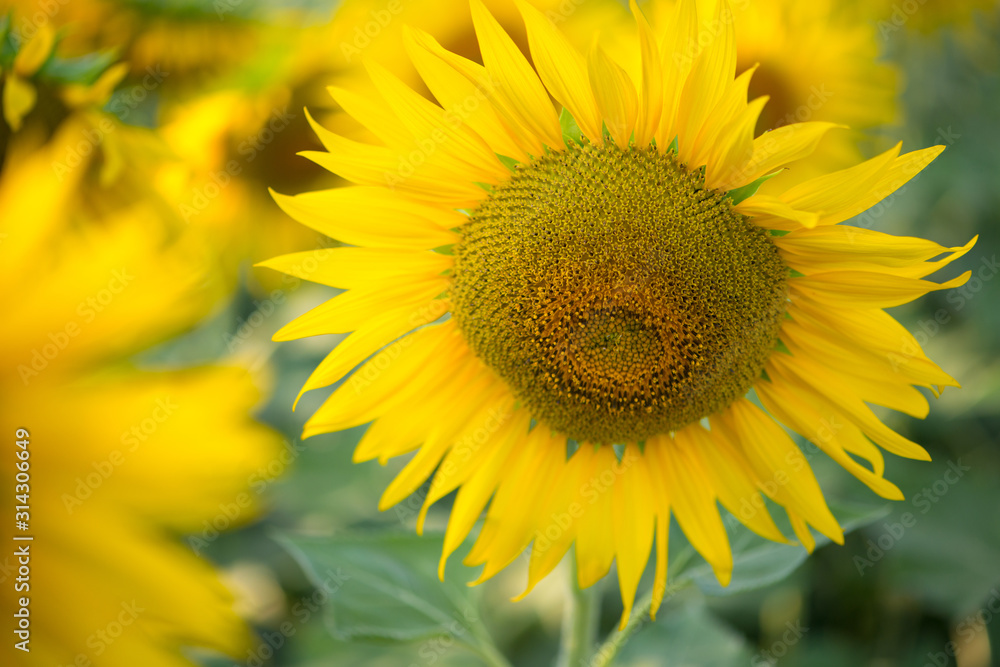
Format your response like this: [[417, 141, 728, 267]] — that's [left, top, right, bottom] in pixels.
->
[[1, 0, 999, 666]]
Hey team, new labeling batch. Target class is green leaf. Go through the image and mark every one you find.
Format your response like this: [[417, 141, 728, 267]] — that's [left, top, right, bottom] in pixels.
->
[[666, 135, 679, 154], [276, 532, 497, 652], [677, 501, 891, 596], [725, 169, 782, 205], [560, 107, 583, 147], [40, 50, 118, 85], [617, 598, 753, 666], [1, 13, 18, 69]]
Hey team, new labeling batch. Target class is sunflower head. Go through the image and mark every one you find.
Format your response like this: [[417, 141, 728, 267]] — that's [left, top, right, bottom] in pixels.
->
[[267, 0, 973, 627], [453, 141, 788, 443]]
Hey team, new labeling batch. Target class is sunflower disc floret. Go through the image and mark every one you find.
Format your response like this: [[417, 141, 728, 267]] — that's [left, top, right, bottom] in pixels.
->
[[453, 142, 787, 443]]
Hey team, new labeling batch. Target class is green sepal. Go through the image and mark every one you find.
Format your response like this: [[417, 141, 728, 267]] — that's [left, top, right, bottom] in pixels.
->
[[566, 439, 581, 460], [725, 170, 782, 206], [560, 107, 583, 147], [473, 181, 493, 194], [769, 229, 791, 237], [789, 268, 806, 278], [666, 135, 679, 154], [774, 339, 792, 355], [496, 153, 519, 171]]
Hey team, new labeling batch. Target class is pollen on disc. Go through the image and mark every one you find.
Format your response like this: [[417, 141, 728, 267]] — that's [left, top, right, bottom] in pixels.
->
[[452, 142, 788, 444]]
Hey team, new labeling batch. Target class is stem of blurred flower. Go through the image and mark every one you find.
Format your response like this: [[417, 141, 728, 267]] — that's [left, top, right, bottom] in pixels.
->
[[556, 556, 601, 667], [588, 589, 652, 667], [589, 549, 696, 667], [474, 639, 515, 667]]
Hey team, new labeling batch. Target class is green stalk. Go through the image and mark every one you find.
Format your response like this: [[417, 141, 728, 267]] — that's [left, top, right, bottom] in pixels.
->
[[556, 559, 601, 667]]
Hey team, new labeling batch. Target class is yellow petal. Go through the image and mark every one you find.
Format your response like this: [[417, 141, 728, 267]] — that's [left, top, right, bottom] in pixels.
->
[[302, 110, 486, 206], [767, 354, 931, 461], [326, 85, 414, 148], [790, 270, 971, 309], [270, 187, 461, 250], [517, 0, 602, 143], [517, 444, 592, 598], [611, 444, 656, 628], [737, 193, 820, 229], [675, 0, 737, 162], [693, 422, 790, 544], [363, 59, 508, 183], [815, 145, 946, 227], [630, 0, 662, 147], [575, 446, 619, 588], [649, 433, 733, 585], [721, 399, 843, 544], [13, 23, 54, 76], [756, 379, 904, 500], [304, 321, 460, 434], [655, 0, 698, 150], [720, 122, 844, 190], [403, 25, 544, 157], [470, 0, 562, 149], [380, 372, 497, 510], [297, 298, 451, 397], [273, 277, 447, 340], [3, 75, 37, 131], [403, 26, 527, 162], [588, 42, 638, 149], [257, 248, 452, 289], [438, 411, 528, 579]]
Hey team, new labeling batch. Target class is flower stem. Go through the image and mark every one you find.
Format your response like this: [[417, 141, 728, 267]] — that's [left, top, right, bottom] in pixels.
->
[[556, 558, 601, 667], [587, 589, 654, 667]]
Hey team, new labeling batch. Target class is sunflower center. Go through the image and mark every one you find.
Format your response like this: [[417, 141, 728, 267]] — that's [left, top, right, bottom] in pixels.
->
[[452, 143, 788, 444]]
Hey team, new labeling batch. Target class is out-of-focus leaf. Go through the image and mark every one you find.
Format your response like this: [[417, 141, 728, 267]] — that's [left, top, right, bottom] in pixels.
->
[[678, 501, 891, 596], [618, 597, 753, 666], [277, 532, 498, 655], [41, 50, 118, 85]]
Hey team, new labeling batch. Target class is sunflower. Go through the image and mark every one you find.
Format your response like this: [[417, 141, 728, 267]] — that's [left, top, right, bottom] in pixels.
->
[[1, 118, 283, 665], [586, 0, 901, 186], [266, 0, 974, 626]]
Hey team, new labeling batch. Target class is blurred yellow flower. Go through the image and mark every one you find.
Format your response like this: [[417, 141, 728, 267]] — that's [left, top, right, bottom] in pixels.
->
[[588, 0, 901, 186], [0, 118, 283, 665]]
